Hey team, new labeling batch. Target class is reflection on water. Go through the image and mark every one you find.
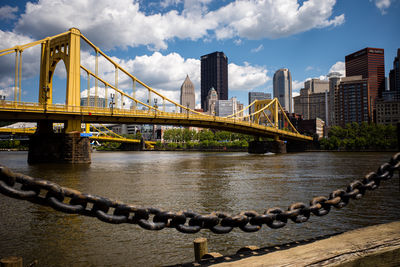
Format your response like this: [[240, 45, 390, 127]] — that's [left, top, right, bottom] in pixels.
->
[[0, 151, 399, 266]]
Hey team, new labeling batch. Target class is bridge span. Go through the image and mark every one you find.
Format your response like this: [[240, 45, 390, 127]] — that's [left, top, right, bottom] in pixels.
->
[[0, 101, 311, 142]]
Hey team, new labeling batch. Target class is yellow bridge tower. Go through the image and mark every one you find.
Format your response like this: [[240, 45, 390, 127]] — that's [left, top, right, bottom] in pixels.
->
[[39, 28, 82, 132]]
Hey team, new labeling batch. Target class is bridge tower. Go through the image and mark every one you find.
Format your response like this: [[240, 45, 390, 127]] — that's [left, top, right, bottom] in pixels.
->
[[39, 27, 81, 132], [29, 28, 90, 164], [248, 99, 287, 154]]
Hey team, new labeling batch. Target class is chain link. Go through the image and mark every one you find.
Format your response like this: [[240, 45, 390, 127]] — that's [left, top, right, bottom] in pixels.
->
[[1, 152, 399, 234]]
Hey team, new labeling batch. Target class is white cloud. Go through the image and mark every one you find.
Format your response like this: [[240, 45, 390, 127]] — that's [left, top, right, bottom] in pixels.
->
[[160, 0, 183, 9], [292, 60, 345, 94], [251, 44, 264, 53], [328, 61, 345, 76], [292, 79, 305, 92], [129, 52, 200, 92], [213, 0, 344, 40], [11, 0, 343, 51], [372, 0, 392, 14], [0, 30, 39, 88], [0, 86, 17, 99], [80, 51, 270, 105], [228, 62, 269, 91], [14, 0, 217, 51], [0, 6, 19, 20], [305, 66, 314, 71], [233, 39, 242, 46]]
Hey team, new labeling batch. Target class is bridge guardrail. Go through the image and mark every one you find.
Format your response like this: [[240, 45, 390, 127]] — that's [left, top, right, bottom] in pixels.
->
[[0, 101, 311, 140], [0, 153, 398, 234]]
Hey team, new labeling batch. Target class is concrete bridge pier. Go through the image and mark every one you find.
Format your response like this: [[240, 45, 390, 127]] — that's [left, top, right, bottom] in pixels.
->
[[248, 140, 287, 154], [28, 120, 91, 164], [286, 140, 308, 152]]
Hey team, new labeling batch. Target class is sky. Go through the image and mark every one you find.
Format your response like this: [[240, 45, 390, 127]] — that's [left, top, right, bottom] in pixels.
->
[[0, 0, 399, 110]]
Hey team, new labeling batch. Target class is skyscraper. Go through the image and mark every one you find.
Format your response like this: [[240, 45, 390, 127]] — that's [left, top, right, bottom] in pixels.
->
[[293, 79, 328, 122], [389, 48, 400, 92], [335, 76, 370, 126], [201, 52, 228, 111], [328, 72, 343, 126], [206, 87, 218, 115], [273, 68, 292, 113], [180, 75, 195, 112], [345, 47, 385, 104]]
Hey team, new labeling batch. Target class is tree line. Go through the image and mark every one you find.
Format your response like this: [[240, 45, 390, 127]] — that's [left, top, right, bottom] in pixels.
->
[[157, 128, 251, 149], [319, 122, 397, 151]]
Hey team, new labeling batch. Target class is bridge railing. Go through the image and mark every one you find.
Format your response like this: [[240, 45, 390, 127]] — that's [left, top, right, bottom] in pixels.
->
[[0, 100, 312, 140]]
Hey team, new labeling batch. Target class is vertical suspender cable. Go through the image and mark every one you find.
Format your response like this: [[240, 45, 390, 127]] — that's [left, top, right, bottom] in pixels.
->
[[95, 50, 98, 107], [18, 50, 22, 103], [14, 48, 18, 102], [132, 79, 137, 110], [115, 65, 118, 108], [87, 71, 90, 106], [148, 90, 151, 111], [163, 98, 165, 112], [105, 84, 108, 108]]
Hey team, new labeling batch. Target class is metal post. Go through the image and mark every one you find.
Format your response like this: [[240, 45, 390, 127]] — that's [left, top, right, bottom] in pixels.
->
[[110, 93, 115, 115]]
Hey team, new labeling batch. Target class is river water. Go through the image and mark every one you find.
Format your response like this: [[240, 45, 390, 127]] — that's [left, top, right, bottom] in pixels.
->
[[0, 151, 399, 266]]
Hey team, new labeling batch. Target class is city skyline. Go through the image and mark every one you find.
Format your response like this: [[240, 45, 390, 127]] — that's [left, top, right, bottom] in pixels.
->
[[0, 0, 398, 109]]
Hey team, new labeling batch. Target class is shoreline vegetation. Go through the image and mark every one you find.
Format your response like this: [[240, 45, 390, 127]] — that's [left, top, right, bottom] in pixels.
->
[[318, 122, 397, 151], [1, 123, 397, 152]]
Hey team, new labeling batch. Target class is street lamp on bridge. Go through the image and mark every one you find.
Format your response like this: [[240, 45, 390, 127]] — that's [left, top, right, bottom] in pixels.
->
[[109, 93, 115, 115]]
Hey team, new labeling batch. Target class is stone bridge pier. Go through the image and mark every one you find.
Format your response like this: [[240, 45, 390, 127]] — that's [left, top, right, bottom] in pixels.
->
[[28, 120, 91, 164], [248, 139, 308, 154]]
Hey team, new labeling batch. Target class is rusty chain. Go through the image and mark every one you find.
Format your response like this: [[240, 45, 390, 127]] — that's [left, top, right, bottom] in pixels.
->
[[0, 152, 399, 234]]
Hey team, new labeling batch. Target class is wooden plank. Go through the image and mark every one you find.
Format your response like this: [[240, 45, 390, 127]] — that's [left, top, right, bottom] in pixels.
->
[[212, 221, 400, 267]]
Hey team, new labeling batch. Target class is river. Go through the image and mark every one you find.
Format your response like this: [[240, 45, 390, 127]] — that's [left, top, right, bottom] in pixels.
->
[[0, 151, 399, 266]]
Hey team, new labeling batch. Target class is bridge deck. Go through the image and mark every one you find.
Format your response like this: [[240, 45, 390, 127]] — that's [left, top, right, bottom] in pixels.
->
[[0, 101, 312, 142]]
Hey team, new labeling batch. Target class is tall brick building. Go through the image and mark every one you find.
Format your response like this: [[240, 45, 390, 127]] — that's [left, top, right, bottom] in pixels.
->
[[345, 47, 385, 107]]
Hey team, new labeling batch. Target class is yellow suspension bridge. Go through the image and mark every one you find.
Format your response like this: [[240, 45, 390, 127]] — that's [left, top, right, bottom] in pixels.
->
[[0, 28, 311, 162]]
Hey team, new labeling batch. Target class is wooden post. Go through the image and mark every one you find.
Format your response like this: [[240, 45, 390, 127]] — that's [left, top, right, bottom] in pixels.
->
[[0, 256, 22, 267], [194, 237, 208, 261]]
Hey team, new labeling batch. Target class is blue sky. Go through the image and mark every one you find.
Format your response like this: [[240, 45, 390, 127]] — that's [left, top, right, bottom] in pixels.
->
[[0, 0, 399, 109]]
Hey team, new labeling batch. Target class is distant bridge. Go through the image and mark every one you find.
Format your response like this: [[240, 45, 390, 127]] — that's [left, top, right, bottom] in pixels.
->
[[0, 125, 156, 148]]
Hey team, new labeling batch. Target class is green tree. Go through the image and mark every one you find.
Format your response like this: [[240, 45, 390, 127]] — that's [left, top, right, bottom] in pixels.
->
[[199, 130, 214, 141], [215, 131, 231, 141], [323, 122, 397, 151]]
